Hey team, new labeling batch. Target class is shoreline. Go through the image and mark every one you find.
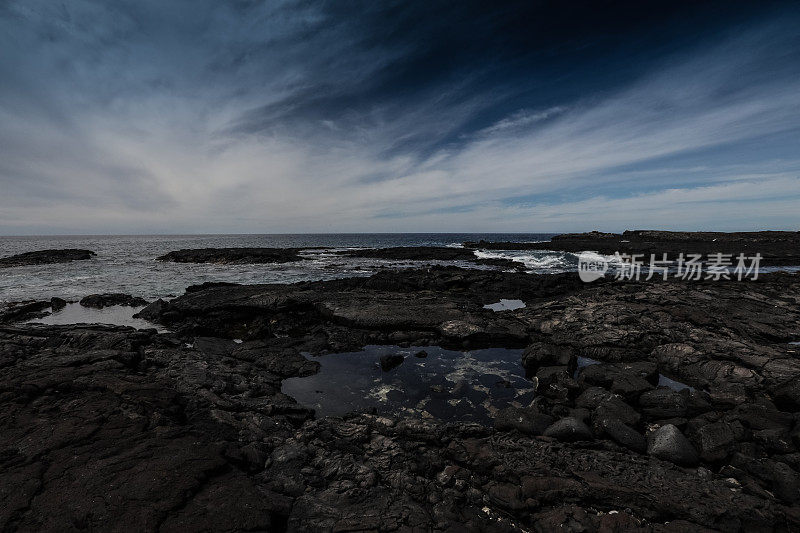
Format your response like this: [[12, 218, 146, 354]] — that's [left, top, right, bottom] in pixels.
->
[[2, 259, 800, 529]]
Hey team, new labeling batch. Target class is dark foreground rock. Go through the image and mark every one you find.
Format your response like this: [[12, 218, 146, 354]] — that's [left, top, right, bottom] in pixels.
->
[[1, 322, 797, 531], [3, 266, 800, 530], [0, 300, 52, 322], [79, 293, 150, 308], [0, 249, 95, 268], [157, 247, 304, 264], [465, 229, 800, 266]]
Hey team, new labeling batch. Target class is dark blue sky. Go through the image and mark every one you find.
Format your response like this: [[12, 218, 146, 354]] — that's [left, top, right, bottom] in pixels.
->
[[1, 0, 799, 233]]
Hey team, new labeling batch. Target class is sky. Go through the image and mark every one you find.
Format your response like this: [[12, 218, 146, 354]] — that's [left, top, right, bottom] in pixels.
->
[[1, 0, 799, 235]]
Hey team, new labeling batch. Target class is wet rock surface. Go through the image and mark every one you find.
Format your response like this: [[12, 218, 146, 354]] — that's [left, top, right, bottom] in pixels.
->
[[1, 266, 800, 530], [80, 293, 150, 308], [465, 229, 800, 266], [0, 248, 96, 268], [338, 245, 481, 261], [156, 247, 305, 264]]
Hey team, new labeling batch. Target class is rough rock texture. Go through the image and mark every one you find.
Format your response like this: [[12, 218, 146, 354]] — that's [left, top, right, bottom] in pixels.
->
[[80, 293, 150, 308], [1, 323, 797, 531], [0, 249, 95, 268], [0, 300, 52, 323], [648, 424, 700, 466], [465, 230, 800, 266], [156, 247, 304, 264], [3, 266, 800, 530]]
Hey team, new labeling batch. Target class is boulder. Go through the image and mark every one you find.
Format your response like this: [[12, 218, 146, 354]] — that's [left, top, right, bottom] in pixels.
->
[[597, 418, 647, 454], [494, 407, 554, 435], [522, 342, 576, 373], [543, 417, 594, 442], [379, 354, 404, 371], [638, 388, 687, 419], [647, 424, 699, 467], [80, 293, 149, 308], [688, 420, 738, 462]]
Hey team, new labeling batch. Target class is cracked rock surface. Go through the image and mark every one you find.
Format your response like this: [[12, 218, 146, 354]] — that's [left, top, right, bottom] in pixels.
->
[[2, 267, 800, 531]]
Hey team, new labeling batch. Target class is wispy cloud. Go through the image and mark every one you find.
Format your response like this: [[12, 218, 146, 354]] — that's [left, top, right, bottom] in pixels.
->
[[0, 1, 798, 234]]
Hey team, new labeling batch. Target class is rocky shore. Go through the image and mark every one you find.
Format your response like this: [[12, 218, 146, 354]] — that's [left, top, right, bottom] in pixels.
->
[[0, 249, 95, 268], [465, 230, 800, 266], [157, 247, 305, 264], [2, 264, 800, 530]]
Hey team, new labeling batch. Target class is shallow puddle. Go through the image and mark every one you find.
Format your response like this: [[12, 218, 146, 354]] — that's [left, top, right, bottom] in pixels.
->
[[483, 299, 526, 311], [282, 345, 532, 424], [28, 303, 166, 331]]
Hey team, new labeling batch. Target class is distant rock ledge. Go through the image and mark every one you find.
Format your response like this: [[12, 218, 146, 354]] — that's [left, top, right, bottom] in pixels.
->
[[156, 247, 304, 264], [0, 249, 96, 268], [465, 230, 800, 265]]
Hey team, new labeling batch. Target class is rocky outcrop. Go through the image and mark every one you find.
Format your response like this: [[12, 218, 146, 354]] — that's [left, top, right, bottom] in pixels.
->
[[3, 266, 800, 530], [0, 300, 52, 323], [0, 249, 95, 268], [156, 247, 304, 264], [80, 293, 150, 308], [464, 230, 800, 265], [1, 323, 796, 531]]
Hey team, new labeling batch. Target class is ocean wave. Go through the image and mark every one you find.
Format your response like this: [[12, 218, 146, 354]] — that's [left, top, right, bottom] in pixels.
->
[[473, 250, 575, 271]]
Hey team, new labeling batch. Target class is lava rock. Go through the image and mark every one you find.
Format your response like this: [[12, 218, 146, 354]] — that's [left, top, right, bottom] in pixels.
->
[[543, 417, 594, 442], [522, 342, 576, 373], [688, 420, 739, 462], [134, 299, 169, 320], [638, 388, 688, 419], [0, 300, 52, 323], [379, 354, 404, 371], [647, 424, 699, 466], [597, 418, 647, 454], [80, 293, 150, 308], [0, 249, 95, 268], [157, 247, 304, 264], [494, 407, 554, 435]]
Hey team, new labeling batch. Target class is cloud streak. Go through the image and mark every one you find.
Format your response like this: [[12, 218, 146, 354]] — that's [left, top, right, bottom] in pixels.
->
[[0, 1, 798, 234]]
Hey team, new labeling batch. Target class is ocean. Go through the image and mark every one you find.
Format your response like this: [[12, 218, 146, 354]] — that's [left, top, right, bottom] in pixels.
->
[[0, 233, 572, 303]]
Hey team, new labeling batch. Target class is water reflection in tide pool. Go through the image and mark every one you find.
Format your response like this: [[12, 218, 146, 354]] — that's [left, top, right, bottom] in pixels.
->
[[28, 303, 167, 331], [282, 345, 533, 424]]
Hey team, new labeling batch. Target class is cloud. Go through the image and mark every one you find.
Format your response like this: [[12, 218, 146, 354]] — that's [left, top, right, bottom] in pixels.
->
[[476, 107, 567, 137], [0, 1, 799, 234]]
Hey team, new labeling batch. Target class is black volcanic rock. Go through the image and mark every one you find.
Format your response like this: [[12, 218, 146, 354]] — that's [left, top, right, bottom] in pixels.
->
[[133, 298, 169, 320], [157, 247, 304, 264], [80, 293, 149, 308], [0, 300, 52, 323], [0, 249, 95, 268], [3, 266, 800, 529], [543, 417, 594, 442], [338, 246, 479, 261], [464, 230, 800, 266], [379, 353, 404, 371], [647, 424, 699, 466]]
